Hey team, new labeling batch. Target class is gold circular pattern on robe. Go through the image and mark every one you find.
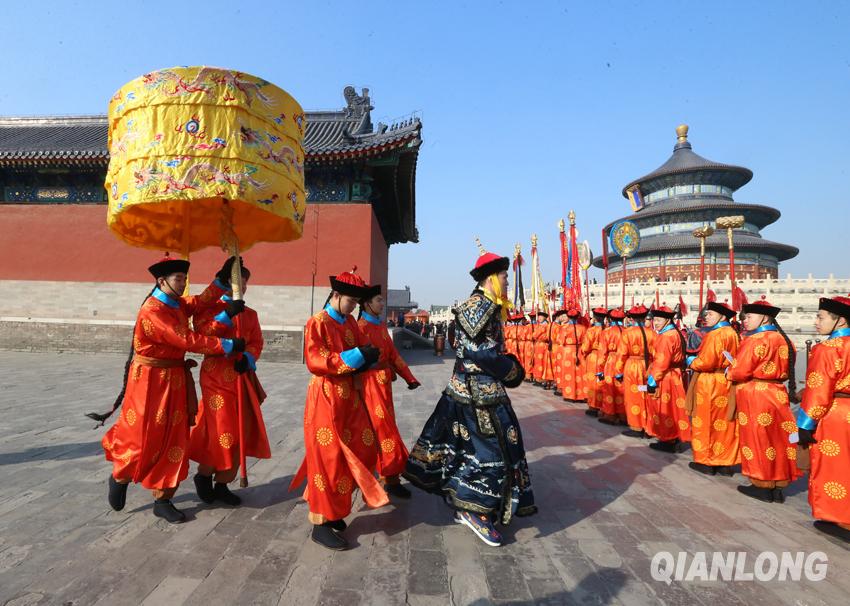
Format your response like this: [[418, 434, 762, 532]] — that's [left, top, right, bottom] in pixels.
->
[[208, 394, 225, 411], [778, 346, 789, 360], [823, 481, 847, 500], [757, 412, 773, 426], [605, 396, 614, 404], [775, 390, 789, 404], [167, 446, 184, 463], [336, 382, 351, 400], [565, 385, 572, 393], [316, 427, 334, 447], [713, 419, 728, 431], [141, 318, 155, 338], [174, 324, 188, 339], [632, 346, 640, 354], [676, 397, 686, 409], [712, 442, 725, 455], [381, 438, 395, 453], [762, 361, 777, 374], [342, 428, 352, 445], [124, 408, 137, 426], [322, 383, 332, 398], [742, 446, 754, 460], [835, 358, 845, 373], [132, 363, 144, 382], [171, 409, 183, 426], [615, 396, 624, 405], [344, 329, 356, 348], [319, 347, 330, 359], [786, 447, 797, 461], [158, 368, 169, 381], [630, 405, 641, 415], [630, 384, 639, 394], [133, 336, 143, 351], [808, 405, 827, 420], [754, 344, 768, 359], [781, 421, 797, 433], [755, 382, 769, 392], [313, 473, 327, 492], [361, 428, 375, 446], [219, 432, 234, 449], [223, 366, 237, 383], [661, 393, 671, 403], [155, 407, 167, 425], [374, 404, 385, 419], [737, 412, 748, 425], [692, 438, 704, 451], [336, 476, 352, 495], [807, 372, 825, 389], [765, 446, 777, 461], [819, 439, 841, 457], [692, 416, 704, 428], [202, 358, 217, 373], [713, 395, 728, 408], [664, 417, 674, 427], [678, 420, 689, 430]]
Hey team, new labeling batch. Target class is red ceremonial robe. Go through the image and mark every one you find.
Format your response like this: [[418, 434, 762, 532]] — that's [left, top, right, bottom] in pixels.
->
[[646, 326, 691, 442], [560, 321, 586, 402], [581, 324, 604, 409], [102, 282, 227, 490], [614, 325, 655, 431], [597, 324, 625, 417], [289, 306, 388, 522], [357, 312, 418, 480], [189, 299, 271, 472]]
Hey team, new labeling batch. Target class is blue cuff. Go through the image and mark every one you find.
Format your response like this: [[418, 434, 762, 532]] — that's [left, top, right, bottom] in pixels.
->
[[686, 355, 697, 367], [615, 374, 623, 381], [221, 338, 234, 355], [796, 407, 818, 431], [244, 352, 257, 371], [340, 347, 365, 369], [214, 278, 229, 291], [214, 309, 234, 327], [647, 375, 657, 388]]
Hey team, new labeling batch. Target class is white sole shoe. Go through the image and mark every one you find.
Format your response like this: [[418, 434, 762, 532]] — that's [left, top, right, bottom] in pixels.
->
[[456, 514, 502, 547]]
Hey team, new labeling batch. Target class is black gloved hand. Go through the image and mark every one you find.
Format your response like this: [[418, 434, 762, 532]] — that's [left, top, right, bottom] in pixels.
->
[[359, 344, 380, 366], [407, 381, 421, 390], [231, 337, 246, 353], [798, 428, 817, 447], [225, 299, 246, 318], [647, 385, 657, 395], [234, 356, 251, 374], [216, 256, 243, 287]]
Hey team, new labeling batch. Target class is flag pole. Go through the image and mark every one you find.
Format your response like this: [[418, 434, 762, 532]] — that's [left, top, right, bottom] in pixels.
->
[[716, 216, 745, 309], [692, 225, 714, 315]]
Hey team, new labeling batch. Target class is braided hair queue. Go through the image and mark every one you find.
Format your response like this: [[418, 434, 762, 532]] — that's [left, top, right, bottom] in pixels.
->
[[85, 286, 156, 427]]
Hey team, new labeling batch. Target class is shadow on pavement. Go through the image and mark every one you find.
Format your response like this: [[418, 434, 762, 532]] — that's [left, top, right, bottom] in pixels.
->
[[0, 441, 103, 466]]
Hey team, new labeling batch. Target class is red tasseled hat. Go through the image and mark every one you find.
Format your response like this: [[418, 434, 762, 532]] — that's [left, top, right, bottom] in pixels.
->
[[820, 294, 850, 319], [148, 254, 190, 278], [707, 300, 737, 319], [592, 306, 608, 318], [329, 266, 370, 298], [627, 304, 649, 318], [609, 308, 625, 320], [652, 305, 676, 320], [567, 307, 582, 318], [742, 296, 781, 317], [470, 238, 510, 282]]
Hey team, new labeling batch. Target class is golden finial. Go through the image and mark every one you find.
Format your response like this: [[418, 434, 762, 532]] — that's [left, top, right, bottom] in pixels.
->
[[676, 124, 689, 143], [514, 243, 521, 258], [692, 225, 714, 239], [558, 219, 565, 233], [474, 236, 486, 256], [716, 215, 745, 230], [531, 233, 538, 247], [568, 210, 576, 226]]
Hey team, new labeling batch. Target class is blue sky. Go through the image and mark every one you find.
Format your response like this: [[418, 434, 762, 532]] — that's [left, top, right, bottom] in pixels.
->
[[2, 1, 848, 307]]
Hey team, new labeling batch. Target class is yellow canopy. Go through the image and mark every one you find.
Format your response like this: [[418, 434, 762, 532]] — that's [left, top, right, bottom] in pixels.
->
[[106, 66, 306, 253]]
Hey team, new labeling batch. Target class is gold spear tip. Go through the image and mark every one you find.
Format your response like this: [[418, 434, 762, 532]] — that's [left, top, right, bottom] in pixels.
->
[[558, 219, 565, 232], [531, 233, 538, 246], [474, 236, 486, 256], [568, 210, 576, 225], [514, 243, 521, 255], [676, 124, 689, 143]]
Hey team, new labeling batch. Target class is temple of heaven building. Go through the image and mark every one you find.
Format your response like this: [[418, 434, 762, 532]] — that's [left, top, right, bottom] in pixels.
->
[[594, 125, 798, 282]]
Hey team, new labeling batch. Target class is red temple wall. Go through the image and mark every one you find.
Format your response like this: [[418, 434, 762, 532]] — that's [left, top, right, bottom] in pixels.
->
[[0, 203, 388, 287], [606, 263, 777, 283]]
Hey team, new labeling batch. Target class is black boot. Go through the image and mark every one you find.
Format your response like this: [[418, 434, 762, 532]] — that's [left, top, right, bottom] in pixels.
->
[[108, 476, 128, 511], [585, 408, 599, 417], [688, 462, 716, 475], [737, 484, 774, 503], [621, 429, 646, 439], [649, 440, 678, 453], [717, 466, 735, 477], [153, 499, 186, 524], [214, 482, 242, 506], [311, 524, 348, 550], [385, 483, 412, 499], [324, 519, 347, 531], [553, 389, 562, 397], [772, 488, 786, 504], [194, 473, 215, 504]]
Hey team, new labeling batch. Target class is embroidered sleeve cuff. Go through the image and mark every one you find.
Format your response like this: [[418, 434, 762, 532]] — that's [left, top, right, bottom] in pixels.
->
[[221, 338, 234, 355], [214, 309, 234, 327], [647, 375, 657, 388], [796, 408, 818, 431], [340, 347, 365, 370], [686, 355, 697, 367], [244, 352, 257, 371]]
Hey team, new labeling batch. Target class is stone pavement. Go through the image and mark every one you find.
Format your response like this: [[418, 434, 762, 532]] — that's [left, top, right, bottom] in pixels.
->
[[0, 350, 848, 606]]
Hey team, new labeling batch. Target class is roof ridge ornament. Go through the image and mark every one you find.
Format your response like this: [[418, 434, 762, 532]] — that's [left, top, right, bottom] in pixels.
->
[[674, 123, 692, 151], [343, 86, 373, 118]]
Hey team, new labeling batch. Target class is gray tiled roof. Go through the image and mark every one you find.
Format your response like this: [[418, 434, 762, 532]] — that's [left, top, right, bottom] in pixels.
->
[[603, 198, 781, 230], [0, 87, 421, 165], [622, 129, 752, 196]]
